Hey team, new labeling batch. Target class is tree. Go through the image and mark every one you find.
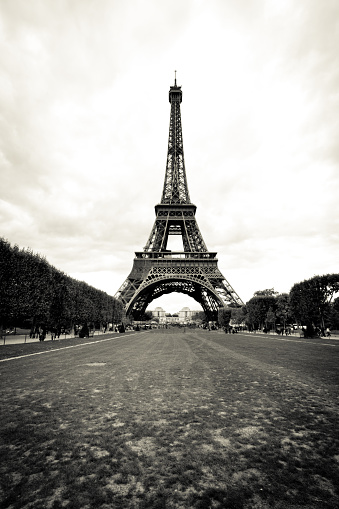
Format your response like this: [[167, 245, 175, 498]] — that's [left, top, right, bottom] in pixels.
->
[[192, 310, 206, 322], [230, 306, 247, 326], [49, 270, 75, 331], [290, 274, 339, 332], [218, 307, 232, 328], [246, 295, 277, 330], [0, 238, 14, 332], [140, 311, 153, 321], [0, 237, 123, 333], [254, 288, 278, 297], [329, 297, 339, 329], [17, 249, 54, 329], [112, 298, 124, 324], [266, 307, 276, 330], [275, 293, 293, 328]]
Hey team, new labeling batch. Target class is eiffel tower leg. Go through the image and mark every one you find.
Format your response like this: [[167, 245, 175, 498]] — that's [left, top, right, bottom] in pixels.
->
[[198, 288, 220, 322]]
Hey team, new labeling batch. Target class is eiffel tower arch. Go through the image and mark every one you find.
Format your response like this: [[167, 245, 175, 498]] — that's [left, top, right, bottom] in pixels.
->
[[115, 77, 244, 321]]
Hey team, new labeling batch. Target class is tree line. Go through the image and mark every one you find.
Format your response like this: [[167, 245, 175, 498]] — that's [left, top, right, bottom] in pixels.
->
[[218, 274, 339, 337], [0, 238, 123, 335]]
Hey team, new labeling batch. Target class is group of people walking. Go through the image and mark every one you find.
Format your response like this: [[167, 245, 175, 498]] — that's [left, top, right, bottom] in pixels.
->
[[30, 326, 62, 341]]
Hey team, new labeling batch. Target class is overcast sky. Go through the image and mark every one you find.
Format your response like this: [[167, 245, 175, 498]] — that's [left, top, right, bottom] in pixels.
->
[[1, 0, 338, 313]]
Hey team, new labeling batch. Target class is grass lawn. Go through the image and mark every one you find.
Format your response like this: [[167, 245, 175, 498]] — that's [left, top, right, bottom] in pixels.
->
[[0, 329, 338, 508]]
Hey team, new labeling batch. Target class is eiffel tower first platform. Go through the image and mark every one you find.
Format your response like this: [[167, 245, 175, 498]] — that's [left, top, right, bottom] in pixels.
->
[[115, 77, 244, 321]]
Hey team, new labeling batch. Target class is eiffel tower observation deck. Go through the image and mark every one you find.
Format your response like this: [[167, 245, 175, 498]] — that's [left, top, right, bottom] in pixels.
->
[[115, 75, 244, 321]]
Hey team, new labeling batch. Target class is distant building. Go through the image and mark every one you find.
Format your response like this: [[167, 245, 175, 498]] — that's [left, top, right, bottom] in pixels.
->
[[151, 306, 198, 324], [153, 307, 166, 322], [178, 306, 194, 323]]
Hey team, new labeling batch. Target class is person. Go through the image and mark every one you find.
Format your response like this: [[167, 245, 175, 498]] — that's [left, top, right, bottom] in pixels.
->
[[79, 324, 89, 338], [326, 327, 331, 338], [39, 326, 46, 341]]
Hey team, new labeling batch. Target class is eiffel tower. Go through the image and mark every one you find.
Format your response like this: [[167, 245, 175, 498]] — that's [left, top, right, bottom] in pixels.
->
[[115, 76, 244, 321]]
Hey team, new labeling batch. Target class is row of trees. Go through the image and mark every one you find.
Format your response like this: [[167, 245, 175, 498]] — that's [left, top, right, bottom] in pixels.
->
[[0, 238, 124, 334], [218, 274, 339, 335]]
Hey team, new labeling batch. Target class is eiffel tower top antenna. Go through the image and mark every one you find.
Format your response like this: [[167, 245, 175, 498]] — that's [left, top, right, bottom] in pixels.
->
[[174, 69, 177, 85]]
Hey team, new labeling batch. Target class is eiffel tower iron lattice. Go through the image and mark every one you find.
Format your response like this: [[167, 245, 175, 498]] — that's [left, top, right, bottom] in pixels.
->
[[115, 77, 244, 321]]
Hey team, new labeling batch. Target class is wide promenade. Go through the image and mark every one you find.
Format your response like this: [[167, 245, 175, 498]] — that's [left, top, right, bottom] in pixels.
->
[[0, 329, 338, 508]]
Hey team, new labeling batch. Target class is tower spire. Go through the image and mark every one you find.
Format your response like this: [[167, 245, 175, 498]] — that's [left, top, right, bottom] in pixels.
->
[[162, 77, 190, 204]]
